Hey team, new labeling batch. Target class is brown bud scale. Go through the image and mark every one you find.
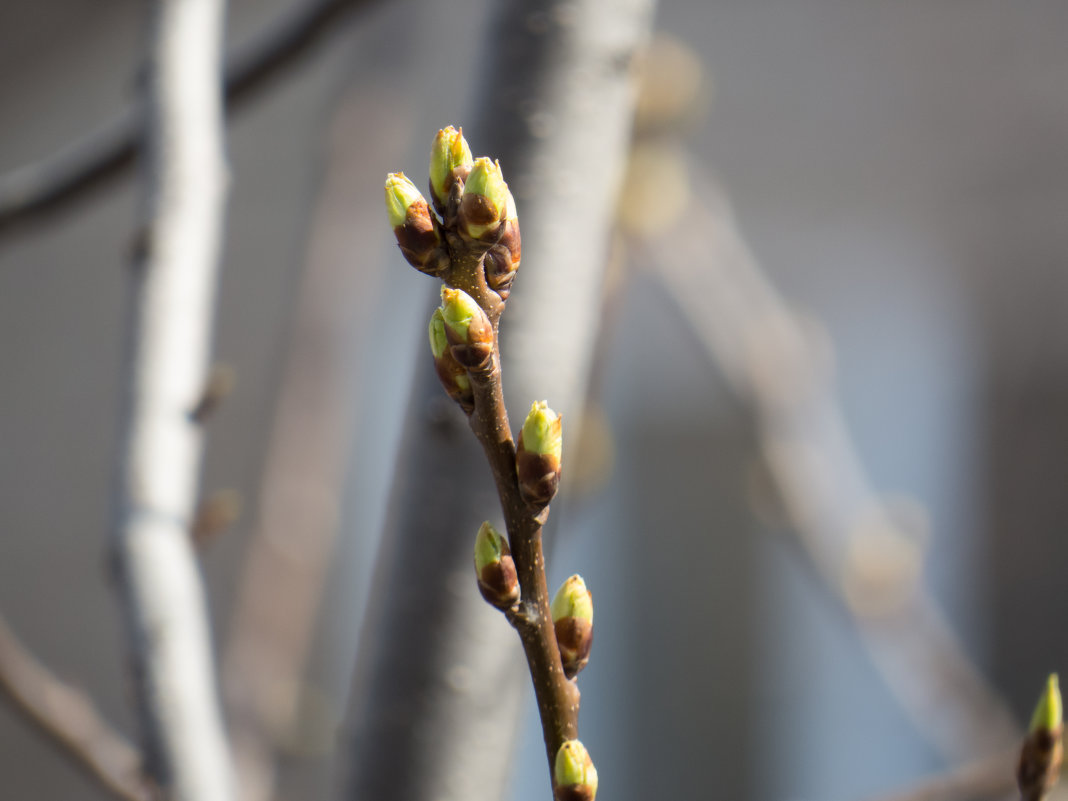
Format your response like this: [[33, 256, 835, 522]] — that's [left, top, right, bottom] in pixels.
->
[[516, 447, 561, 508], [1018, 725, 1064, 801], [554, 617, 593, 679], [554, 785, 595, 801], [478, 555, 520, 609], [433, 349, 474, 413], [443, 309, 495, 370]]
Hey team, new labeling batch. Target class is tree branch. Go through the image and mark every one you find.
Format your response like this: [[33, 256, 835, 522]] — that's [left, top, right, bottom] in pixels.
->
[[108, 0, 235, 798], [342, 2, 655, 799], [0, 615, 154, 801], [0, 0, 379, 235]]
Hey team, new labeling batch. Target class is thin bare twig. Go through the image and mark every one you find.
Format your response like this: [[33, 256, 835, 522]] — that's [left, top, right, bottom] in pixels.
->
[[0, 615, 153, 801], [108, 0, 234, 798], [0, 0, 379, 235]]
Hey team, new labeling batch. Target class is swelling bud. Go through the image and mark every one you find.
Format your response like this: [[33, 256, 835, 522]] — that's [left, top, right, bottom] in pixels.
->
[[550, 574, 593, 679], [516, 401, 562, 508], [429, 126, 473, 211], [473, 521, 519, 609], [385, 173, 444, 275], [554, 740, 598, 801], [440, 286, 494, 370], [1018, 674, 1064, 801], [459, 157, 510, 241], [429, 309, 473, 412]]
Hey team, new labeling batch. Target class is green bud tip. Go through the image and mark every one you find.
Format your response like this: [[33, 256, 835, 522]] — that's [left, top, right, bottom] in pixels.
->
[[428, 309, 449, 360], [1030, 674, 1063, 734], [384, 172, 425, 228], [440, 286, 483, 340], [555, 740, 597, 793], [521, 401, 562, 460], [430, 126, 473, 201], [551, 574, 593, 624], [474, 521, 507, 572]]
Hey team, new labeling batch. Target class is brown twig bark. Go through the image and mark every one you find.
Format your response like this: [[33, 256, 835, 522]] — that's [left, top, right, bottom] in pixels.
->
[[0, 0, 380, 235], [0, 615, 154, 801], [108, 0, 235, 797], [465, 351, 580, 773]]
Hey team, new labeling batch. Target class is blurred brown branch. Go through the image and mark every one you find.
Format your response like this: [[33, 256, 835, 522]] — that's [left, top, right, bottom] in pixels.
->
[[0, 615, 154, 801], [0, 0, 380, 236]]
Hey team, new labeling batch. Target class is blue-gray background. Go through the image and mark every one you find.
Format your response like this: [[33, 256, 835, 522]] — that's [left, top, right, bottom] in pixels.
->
[[2, 2, 1066, 800]]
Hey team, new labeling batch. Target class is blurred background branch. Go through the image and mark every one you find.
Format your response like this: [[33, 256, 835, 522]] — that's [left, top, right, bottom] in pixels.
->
[[0, 615, 153, 801], [0, 0, 381, 236]]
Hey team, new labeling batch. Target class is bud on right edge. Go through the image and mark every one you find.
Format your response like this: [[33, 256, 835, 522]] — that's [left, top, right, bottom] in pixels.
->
[[1019, 674, 1064, 801], [551, 575, 593, 679], [516, 401, 562, 508], [554, 739, 598, 801]]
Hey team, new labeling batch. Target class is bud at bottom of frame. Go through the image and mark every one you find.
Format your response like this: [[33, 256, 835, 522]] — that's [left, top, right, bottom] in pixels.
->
[[554, 740, 598, 801], [1019, 674, 1064, 801]]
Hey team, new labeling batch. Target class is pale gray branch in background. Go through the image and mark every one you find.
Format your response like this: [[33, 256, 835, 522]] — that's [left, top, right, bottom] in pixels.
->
[[0, 0, 380, 235], [341, 1, 655, 799], [0, 615, 153, 801], [641, 167, 1020, 761], [109, 0, 235, 798]]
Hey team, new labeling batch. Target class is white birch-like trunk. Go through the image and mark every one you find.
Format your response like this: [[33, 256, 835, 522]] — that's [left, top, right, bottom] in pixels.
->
[[110, 0, 234, 799]]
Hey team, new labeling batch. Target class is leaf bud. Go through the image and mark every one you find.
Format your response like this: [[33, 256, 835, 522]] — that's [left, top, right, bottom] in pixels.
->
[[429, 126, 474, 211], [385, 173, 445, 275], [473, 521, 519, 609], [550, 574, 593, 679], [1018, 674, 1064, 801], [553, 739, 598, 801], [429, 309, 473, 412], [483, 189, 522, 299], [516, 401, 562, 508], [440, 286, 494, 370], [458, 157, 510, 241]]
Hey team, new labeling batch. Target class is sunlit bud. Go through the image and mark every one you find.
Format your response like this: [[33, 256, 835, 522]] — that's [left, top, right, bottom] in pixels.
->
[[554, 740, 598, 801], [429, 126, 474, 211], [550, 575, 593, 679], [459, 157, 509, 241], [483, 189, 521, 299], [473, 521, 519, 609], [429, 309, 474, 412], [440, 286, 494, 369], [516, 401, 562, 508], [1019, 674, 1064, 801], [385, 173, 445, 275]]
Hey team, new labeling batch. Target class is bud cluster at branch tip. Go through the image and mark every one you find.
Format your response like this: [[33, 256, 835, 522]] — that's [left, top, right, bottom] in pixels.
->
[[516, 401, 562, 508], [384, 172, 446, 276], [554, 740, 598, 801], [429, 126, 473, 212], [473, 521, 519, 609], [1019, 674, 1064, 801], [429, 309, 473, 412], [551, 574, 593, 679], [440, 286, 494, 370]]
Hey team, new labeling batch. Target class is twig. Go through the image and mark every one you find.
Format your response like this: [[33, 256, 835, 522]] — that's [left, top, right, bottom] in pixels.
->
[[343, 2, 655, 798], [0, 0, 379, 235], [108, 0, 235, 798], [637, 161, 1020, 760], [0, 615, 154, 801]]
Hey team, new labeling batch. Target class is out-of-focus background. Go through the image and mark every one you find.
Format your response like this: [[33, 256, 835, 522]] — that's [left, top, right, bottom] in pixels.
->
[[2, 1, 1067, 800]]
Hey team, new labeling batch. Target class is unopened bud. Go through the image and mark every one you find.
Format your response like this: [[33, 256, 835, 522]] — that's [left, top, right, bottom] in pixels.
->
[[554, 740, 598, 801], [429, 309, 473, 412], [473, 521, 519, 609], [1019, 674, 1064, 801], [429, 126, 473, 211], [440, 286, 494, 369], [516, 401, 562, 508], [483, 189, 522, 299], [385, 173, 445, 275], [458, 157, 509, 241], [551, 575, 593, 679]]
